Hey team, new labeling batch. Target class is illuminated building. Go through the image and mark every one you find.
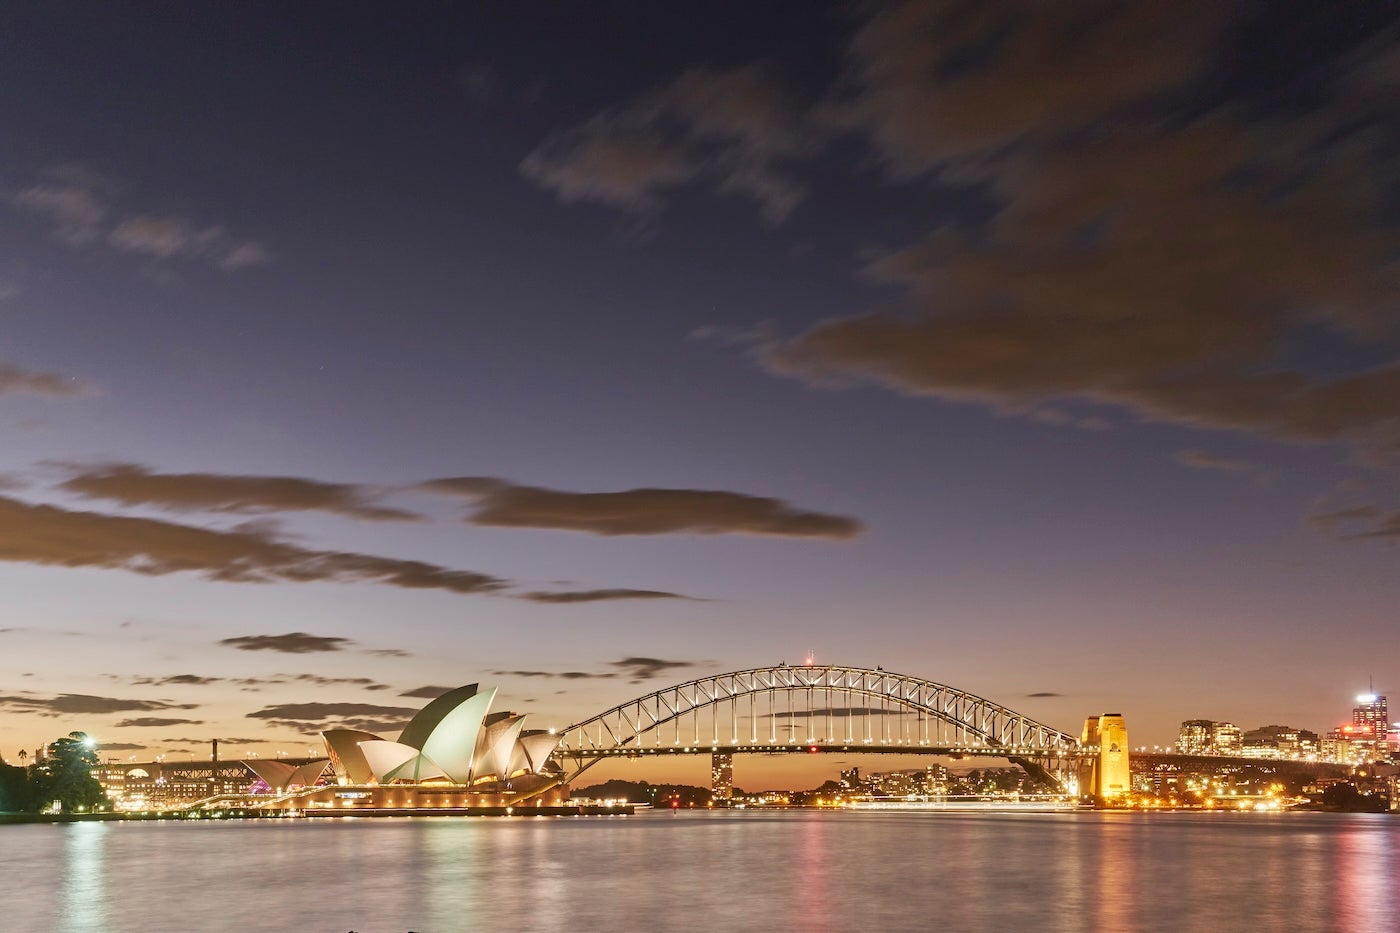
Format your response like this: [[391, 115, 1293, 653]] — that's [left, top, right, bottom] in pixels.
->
[[1177, 720, 1242, 755], [1080, 714, 1130, 800], [99, 685, 569, 811], [1177, 720, 1214, 755], [711, 752, 733, 800], [1323, 694, 1391, 764]]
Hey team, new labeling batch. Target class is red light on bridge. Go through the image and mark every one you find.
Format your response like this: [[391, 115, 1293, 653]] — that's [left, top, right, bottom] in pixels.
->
[[808, 745, 820, 753]]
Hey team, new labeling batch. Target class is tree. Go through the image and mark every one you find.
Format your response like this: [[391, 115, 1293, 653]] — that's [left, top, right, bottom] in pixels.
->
[[30, 732, 106, 813], [0, 759, 35, 812]]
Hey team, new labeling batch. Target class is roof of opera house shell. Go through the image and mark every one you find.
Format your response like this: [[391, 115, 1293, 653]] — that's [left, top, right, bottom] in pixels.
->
[[321, 684, 559, 786]]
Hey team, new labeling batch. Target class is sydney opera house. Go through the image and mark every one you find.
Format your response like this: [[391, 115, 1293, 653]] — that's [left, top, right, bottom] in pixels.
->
[[241, 684, 570, 810]]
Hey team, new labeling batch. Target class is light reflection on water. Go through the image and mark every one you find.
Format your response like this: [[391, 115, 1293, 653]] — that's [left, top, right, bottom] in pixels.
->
[[1, 811, 1396, 932]]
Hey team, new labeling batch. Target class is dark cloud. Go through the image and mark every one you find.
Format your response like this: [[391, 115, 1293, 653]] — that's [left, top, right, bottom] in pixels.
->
[[0, 363, 88, 398], [0, 494, 507, 594], [1174, 450, 1258, 474], [826, 2, 1225, 173], [759, 706, 895, 719], [490, 670, 616, 680], [96, 742, 147, 751], [247, 701, 418, 735], [1025, 692, 1062, 699], [399, 685, 456, 698], [113, 717, 204, 728], [0, 694, 198, 715], [519, 588, 691, 604], [58, 463, 419, 522], [1310, 487, 1400, 537], [610, 657, 695, 682], [522, 65, 810, 224], [289, 674, 388, 689], [761, 5, 1400, 459], [364, 648, 411, 658], [219, 633, 352, 654], [423, 477, 861, 539], [131, 674, 223, 687]]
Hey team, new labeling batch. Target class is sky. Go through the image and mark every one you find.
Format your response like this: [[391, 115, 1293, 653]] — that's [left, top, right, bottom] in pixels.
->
[[1, 1, 1397, 788]]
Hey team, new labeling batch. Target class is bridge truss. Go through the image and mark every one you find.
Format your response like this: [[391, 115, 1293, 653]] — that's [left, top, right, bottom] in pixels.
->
[[551, 665, 1084, 789]]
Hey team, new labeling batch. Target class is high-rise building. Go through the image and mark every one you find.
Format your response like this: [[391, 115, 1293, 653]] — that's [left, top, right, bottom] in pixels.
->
[[710, 752, 733, 800], [1177, 720, 1215, 755], [1177, 719, 1242, 755], [1213, 722, 1242, 754]]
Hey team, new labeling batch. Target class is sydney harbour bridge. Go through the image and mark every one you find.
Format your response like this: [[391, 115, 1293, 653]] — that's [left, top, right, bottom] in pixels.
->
[[545, 664, 1106, 799]]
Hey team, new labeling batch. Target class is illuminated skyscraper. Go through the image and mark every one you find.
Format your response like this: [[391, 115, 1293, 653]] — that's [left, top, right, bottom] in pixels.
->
[[711, 752, 733, 800]]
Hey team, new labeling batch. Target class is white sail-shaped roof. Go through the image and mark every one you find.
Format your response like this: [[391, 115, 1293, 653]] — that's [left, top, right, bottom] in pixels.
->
[[290, 759, 329, 788], [322, 729, 381, 784], [419, 687, 497, 783], [397, 684, 480, 751], [517, 730, 561, 774], [360, 740, 423, 782], [244, 759, 297, 791], [484, 714, 526, 781]]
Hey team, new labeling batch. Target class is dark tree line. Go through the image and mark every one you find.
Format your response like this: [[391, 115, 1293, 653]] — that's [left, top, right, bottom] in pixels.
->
[[0, 732, 107, 813]]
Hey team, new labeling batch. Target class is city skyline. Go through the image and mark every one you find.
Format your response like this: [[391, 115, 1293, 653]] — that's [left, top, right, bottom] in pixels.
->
[[2, 2, 1398, 787]]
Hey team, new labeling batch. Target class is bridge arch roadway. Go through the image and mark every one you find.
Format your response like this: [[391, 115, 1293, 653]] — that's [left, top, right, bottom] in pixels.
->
[[548, 665, 1084, 792]]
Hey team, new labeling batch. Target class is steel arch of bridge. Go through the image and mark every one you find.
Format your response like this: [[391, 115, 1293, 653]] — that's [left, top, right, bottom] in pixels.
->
[[554, 665, 1080, 770]]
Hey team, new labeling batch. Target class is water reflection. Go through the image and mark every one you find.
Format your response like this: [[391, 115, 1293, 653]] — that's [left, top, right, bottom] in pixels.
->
[[6, 811, 1398, 932], [1333, 817, 1397, 930], [59, 822, 109, 932]]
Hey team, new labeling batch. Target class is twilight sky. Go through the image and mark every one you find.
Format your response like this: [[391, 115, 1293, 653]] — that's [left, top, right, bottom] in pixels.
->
[[1, 2, 1397, 786]]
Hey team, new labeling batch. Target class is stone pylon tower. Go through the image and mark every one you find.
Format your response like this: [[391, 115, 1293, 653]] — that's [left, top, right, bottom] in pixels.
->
[[1080, 714, 1130, 801]]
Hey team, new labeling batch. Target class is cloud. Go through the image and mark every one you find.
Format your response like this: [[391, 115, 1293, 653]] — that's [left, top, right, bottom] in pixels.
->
[[97, 742, 147, 752], [365, 648, 411, 658], [0, 364, 89, 398], [11, 174, 106, 244], [113, 717, 204, 728], [489, 659, 697, 683], [8, 165, 267, 270], [219, 632, 353, 654], [760, 5, 1400, 459], [1309, 491, 1400, 540], [489, 669, 615, 680], [399, 685, 456, 698], [609, 657, 695, 682], [1025, 692, 1062, 699], [130, 674, 223, 687], [758, 706, 894, 719], [246, 701, 419, 734], [423, 477, 862, 539], [291, 674, 388, 689], [519, 588, 691, 604], [522, 65, 810, 223], [0, 694, 198, 715], [1174, 450, 1258, 473], [107, 215, 269, 271], [827, 2, 1225, 173], [0, 494, 509, 595], [58, 463, 419, 522]]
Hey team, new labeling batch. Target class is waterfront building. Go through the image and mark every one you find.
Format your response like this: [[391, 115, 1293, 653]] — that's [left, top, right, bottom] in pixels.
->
[[97, 684, 569, 811]]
